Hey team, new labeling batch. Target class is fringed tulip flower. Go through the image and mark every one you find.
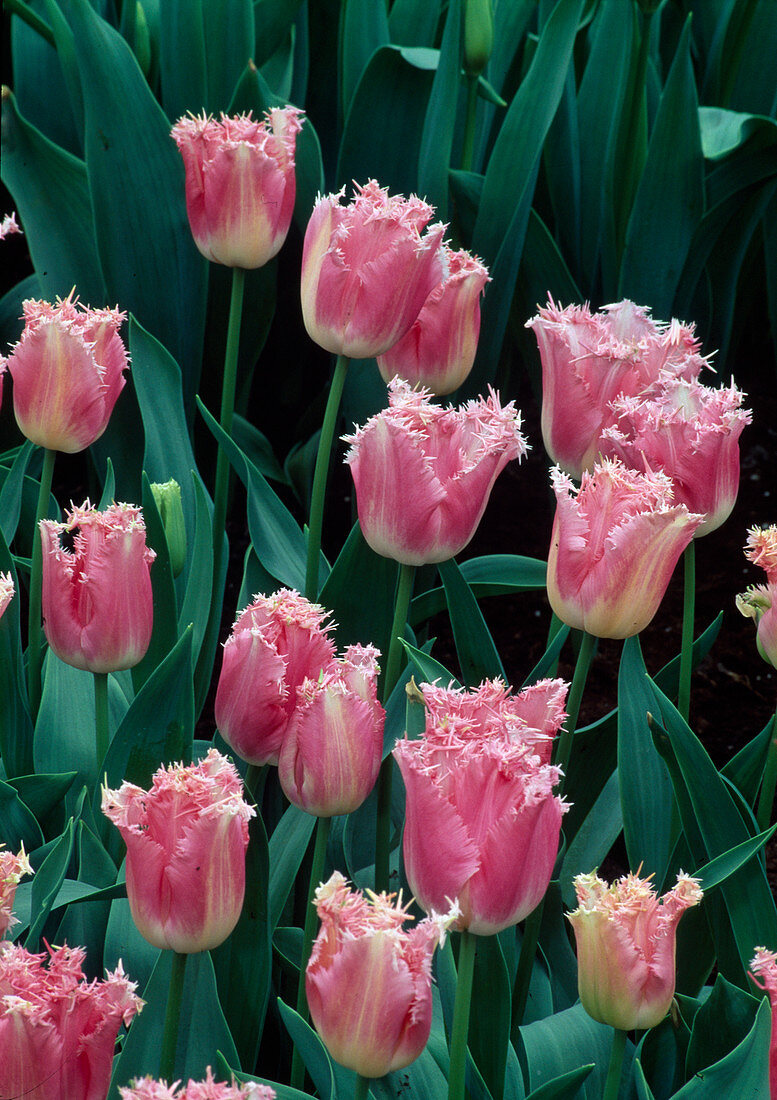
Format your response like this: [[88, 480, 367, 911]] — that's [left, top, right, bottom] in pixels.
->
[[600, 375, 751, 536], [40, 501, 156, 673], [344, 378, 527, 566], [737, 526, 777, 669], [750, 947, 777, 1097], [278, 644, 385, 816], [525, 298, 705, 479], [215, 588, 336, 766], [0, 293, 128, 452], [0, 942, 142, 1100], [547, 458, 703, 638], [568, 869, 703, 1030], [171, 108, 304, 268], [120, 1067, 276, 1099], [101, 750, 255, 953], [306, 871, 458, 1077], [0, 211, 22, 239], [300, 180, 446, 358], [0, 843, 32, 939], [0, 571, 13, 620], [393, 678, 568, 935], [376, 248, 489, 395]]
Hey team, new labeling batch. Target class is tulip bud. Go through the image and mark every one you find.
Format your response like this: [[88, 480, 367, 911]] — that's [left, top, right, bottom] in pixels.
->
[[464, 0, 494, 76], [150, 478, 187, 577], [102, 750, 255, 953]]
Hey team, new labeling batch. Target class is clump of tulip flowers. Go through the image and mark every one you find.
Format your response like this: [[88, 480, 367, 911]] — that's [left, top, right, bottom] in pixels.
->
[[0, 293, 128, 453], [306, 871, 458, 1078], [171, 107, 304, 270], [40, 500, 156, 673], [301, 179, 446, 358], [102, 750, 255, 953], [568, 869, 703, 1030], [547, 458, 703, 638], [344, 377, 527, 566], [0, 942, 143, 1100], [394, 678, 568, 934]]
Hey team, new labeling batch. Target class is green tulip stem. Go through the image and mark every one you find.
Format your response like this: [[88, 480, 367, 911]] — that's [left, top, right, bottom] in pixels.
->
[[554, 630, 596, 790], [461, 74, 479, 172], [27, 446, 56, 719], [603, 1027, 628, 1100], [304, 354, 349, 601], [375, 562, 415, 895], [290, 813, 332, 1092], [94, 672, 109, 767], [159, 950, 188, 1082], [211, 265, 246, 593], [510, 900, 545, 1041], [354, 1075, 371, 1100], [4, 0, 56, 47], [756, 703, 777, 831], [677, 540, 696, 724], [448, 929, 477, 1100]]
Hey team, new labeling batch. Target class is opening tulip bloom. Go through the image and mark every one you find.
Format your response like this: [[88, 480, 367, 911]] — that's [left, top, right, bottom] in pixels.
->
[[306, 871, 458, 1078], [600, 375, 751, 536], [344, 378, 527, 566], [40, 501, 156, 673], [0, 571, 13, 620], [568, 869, 703, 1030], [525, 298, 705, 479], [737, 526, 777, 669], [277, 643, 385, 816], [120, 1067, 276, 1099], [0, 294, 128, 452], [0, 942, 143, 1100], [0, 842, 32, 939], [300, 180, 447, 358], [171, 108, 304, 269], [750, 947, 777, 1097], [101, 750, 255, 953], [393, 678, 569, 935], [547, 458, 703, 638], [215, 588, 336, 766], [376, 248, 490, 395]]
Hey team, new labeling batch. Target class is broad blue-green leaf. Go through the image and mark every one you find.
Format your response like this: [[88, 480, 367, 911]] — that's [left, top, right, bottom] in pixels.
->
[[722, 716, 775, 806], [524, 1065, 595, 1100], [401, 639, 461, 691], [0, 87, 105, 303], [65, 0, 208, 404], [25, 819, 75, 949], [699, 106, 777, 160], [0, 528, 33, 777], [417, 0, 461, 219], [559, 769, 622, 908], [518, 1002, 613, 1097], [388, 0, 441, 47], [470, 932, 512, 1100], [217, 1058, 311, 1100], [618, 636, 674, 884], [695, 823, 777, 892], [339, 0, 390, 119], [130, 473, 179, 691], [523, 624, 570, 688], [439, 557, 506, 685], [268, 803, 315, 930], [669, 998, 770, 1097], [320, 521, 398, 656], [618, 19, 704, 317], [253, 0, 305, 67], [178, 472, 215, 666], [0, 440, 35, 544], [0, 778, 44, 852], [12, 0, 82, 154], [203, 0, 255, 112], [157, 0, 207, 120], [7, 771, 76, 825], [337, 45, 435, 194], [685, 974, 760, 1082], [410, 554, 546, 625], [277, 999, 337, 1100], [109, 950, 239, 1095]]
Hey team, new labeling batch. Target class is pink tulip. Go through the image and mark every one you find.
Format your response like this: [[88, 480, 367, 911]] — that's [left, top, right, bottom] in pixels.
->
[[568, 869, 703, 1030], [525, 298, 705, 479], [39, 500, 156, 673], [101, 749, 255, 953], [215, 588, 336, 766], [306, 871, 457, 1077], [600, 375, 751, 536], [0, 571, 13, 620], [0, 211, 22, 239], [171, 108, 304, 268], [0, 294, 128, 452], [547, 458, 703, 638], [0, 942, 142, 1100], [120, 1067, 276, 1099], [277, 643, 385, 816], [344, 377, 527, 565], [376, 248, 489, 395], [750, 947, 777, 1097], [737, 526, 777, 669], [300, 180, 446, 358], [0, 842, 32, 939], [393, 678, 568, 935]]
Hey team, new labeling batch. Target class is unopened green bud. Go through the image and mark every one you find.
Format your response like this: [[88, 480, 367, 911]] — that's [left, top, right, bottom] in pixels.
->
[[151, 479, 186, 577], [464, 0, 494, 77], [134, 2, 152, 77]]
